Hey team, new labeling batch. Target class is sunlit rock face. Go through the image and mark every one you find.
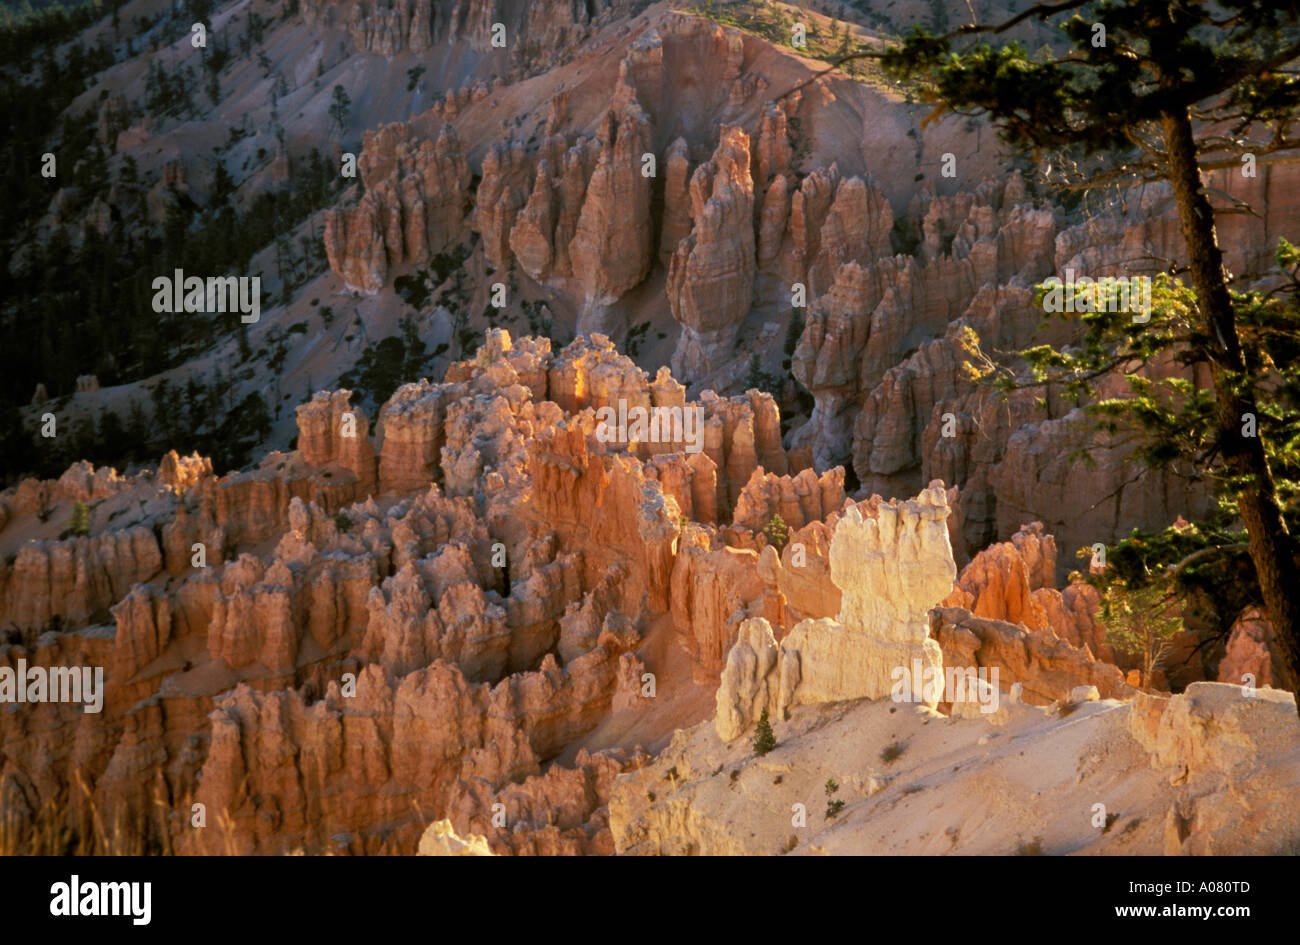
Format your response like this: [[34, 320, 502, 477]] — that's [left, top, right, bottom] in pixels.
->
[[715, 482, 957, 742]]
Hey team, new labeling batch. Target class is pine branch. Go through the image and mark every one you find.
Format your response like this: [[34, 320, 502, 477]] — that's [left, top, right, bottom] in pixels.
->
[[1168, 543, 1251, 578]]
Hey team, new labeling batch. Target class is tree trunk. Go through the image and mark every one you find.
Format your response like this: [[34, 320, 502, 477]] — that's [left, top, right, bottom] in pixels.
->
[[1161, 106, 1300, 713]]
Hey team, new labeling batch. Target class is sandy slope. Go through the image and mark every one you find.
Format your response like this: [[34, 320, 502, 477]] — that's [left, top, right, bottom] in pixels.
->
[[610, 682, 1300, 855]]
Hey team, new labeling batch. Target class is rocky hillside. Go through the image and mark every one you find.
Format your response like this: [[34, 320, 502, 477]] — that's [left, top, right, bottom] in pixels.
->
[[12, 0, 1299, 563], [2, 0, 1298, 855], [2, 329, 1294, 855]]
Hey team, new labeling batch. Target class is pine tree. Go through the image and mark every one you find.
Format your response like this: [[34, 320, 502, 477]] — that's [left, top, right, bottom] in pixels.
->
[[876, 0, 1300, 712], [329, 83, 351, 134], [753, 708, 777, 755], [764, 512, 789, 551], [124, 398, 150, 461], [119, 155, 139, 186], [1102, 578, 1185, 690], [784, 306, 804, 357], [211, 161, 234, 206], [745, 353, 781, 397], [400, 314, 427, 379], [68, 500, 90, 537]]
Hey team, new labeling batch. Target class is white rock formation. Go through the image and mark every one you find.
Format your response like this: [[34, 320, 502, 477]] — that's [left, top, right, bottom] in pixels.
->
[[417, 819, 495, 856], [715, 482, 958, 741]]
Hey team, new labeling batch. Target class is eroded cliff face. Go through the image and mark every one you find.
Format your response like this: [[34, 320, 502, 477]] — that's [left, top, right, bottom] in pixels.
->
[[302, 0, 633, 63], [0, 329, 827, 855], [9, 0, 1300, 858], [26, 0, 1300, 612], [667, 125, 757, 379], [2, 328, 1293, 855], [316, 9, 972, 356], [610, 488, 1293, 858], [324, 125, 473, 294], [311, 3, 1296, 574]]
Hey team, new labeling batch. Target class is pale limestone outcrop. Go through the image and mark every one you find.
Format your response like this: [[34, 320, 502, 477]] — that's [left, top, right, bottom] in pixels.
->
[[829, 485, 958, 642], [417, 819, 494, 856], [612, 678, 1298, 856], [1128, 683, 1300, 855], [715, 483, 957, 741]]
